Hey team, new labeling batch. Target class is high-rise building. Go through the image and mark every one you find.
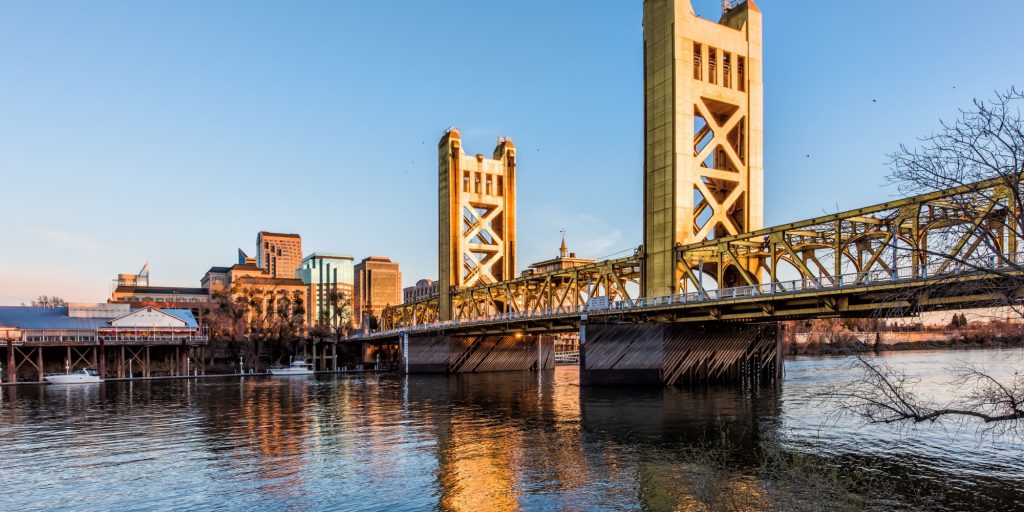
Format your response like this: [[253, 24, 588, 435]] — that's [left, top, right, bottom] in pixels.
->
[[199, 232, 308, 337], [297, 253, 355, 330], [642, 0, 763, 295], [353, 257, 402, 327], [256, 232, 303, 279]]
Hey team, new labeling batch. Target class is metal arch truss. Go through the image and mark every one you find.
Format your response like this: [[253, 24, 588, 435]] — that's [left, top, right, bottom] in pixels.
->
[[382, 258, 641, 330], [380, 177, 1021, 331], [381, 297, 439, 330], [675, 176, 1019, 295]]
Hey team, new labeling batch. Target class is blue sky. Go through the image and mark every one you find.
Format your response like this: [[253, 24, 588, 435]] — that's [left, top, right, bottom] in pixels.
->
[[1, 0, 1022, 305]]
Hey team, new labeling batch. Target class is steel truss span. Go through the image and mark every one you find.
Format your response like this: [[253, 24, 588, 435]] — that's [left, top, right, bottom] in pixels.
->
[[375, 177, 1023, 338]]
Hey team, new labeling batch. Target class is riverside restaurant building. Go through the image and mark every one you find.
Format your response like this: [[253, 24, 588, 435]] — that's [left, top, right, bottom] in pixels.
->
[[0, 303, 204, 344]]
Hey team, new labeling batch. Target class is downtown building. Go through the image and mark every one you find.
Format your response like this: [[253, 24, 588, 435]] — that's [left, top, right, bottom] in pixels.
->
[[201, 234, 307, 331], [403, 279, 439, 304], [297, 253, 354, 332], [353, 257, 402, 329], [110, 263, 214, 324]]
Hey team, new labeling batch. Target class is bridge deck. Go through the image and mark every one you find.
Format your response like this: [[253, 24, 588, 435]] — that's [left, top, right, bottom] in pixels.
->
[[355, 254, 1021, 341]]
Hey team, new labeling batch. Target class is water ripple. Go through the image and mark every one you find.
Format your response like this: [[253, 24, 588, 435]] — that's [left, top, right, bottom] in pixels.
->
[[0, 351, 1021, 511]]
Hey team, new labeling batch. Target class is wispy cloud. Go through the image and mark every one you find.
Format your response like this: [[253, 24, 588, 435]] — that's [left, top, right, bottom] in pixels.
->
[[573, 213, 626, 258]]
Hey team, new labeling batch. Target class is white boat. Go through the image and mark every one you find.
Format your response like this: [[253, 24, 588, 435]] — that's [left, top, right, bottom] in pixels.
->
[[268, 358, 315, 376], [45, 368, 103, 384]]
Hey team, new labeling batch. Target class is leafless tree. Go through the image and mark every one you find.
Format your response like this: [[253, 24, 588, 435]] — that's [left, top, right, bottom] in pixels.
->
[[825, 88, 1024, 430], [887, 87, 1024, 318], [821, 355, 1023, 435], [24, 295, 67, 308]]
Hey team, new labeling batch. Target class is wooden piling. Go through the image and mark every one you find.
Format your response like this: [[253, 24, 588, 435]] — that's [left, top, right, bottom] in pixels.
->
[[37, 346, 44, 382], [6, 340, 14, 383], [98, 340, 106, 378]]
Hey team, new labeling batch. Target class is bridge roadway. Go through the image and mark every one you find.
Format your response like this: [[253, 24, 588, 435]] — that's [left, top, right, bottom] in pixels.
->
[[355, 252, 1023, 341]]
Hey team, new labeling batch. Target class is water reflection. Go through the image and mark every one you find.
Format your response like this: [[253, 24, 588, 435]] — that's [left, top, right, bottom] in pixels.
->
[[0, 352, 1021, 511]]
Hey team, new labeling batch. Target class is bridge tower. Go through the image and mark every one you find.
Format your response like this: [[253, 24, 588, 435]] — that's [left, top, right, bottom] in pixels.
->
[[642, 0, 764, 296], [438, 128, 517, 321]]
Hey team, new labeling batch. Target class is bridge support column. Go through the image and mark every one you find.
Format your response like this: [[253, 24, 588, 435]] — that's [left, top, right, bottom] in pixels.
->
[[580, 322, 781, 387], [404, 333, 554, 374]]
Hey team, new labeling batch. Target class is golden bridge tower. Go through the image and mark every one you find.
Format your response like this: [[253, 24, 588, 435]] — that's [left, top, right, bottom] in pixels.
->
[[642, 0, 764, 296], [438, 128, 517, 321]]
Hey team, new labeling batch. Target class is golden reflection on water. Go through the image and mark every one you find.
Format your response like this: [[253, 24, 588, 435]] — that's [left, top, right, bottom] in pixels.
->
[[1, 352, 1021, 511], [235, 378, 313, 495]]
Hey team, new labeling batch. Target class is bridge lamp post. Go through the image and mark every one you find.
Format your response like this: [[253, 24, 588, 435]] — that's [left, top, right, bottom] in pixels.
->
[[891, 237, 899, 281], [698, 258, 705, 301]]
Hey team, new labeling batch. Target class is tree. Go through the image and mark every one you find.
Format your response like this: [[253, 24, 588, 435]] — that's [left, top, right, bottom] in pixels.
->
[[203, 284, 309, 369], [948, 313, 964, 329], [25, 295, 67, 308], [826, 88, 1024, 430], [310, 288, 353, 344], [207, 286, 247, 342], [886, 87, 1024, 317], [821, 355, 1023, 432]]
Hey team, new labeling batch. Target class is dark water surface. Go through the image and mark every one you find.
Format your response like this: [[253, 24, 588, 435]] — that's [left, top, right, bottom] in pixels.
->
[[1, 349, 1022, 511]]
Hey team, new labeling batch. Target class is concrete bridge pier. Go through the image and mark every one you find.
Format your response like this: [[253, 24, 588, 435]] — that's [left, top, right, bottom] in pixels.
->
[[579, 321, 782, 387], [401, 333, 554, 374]]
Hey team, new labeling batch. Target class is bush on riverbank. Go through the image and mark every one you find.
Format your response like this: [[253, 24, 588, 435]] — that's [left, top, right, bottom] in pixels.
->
[[784, 334, 1024, 357]]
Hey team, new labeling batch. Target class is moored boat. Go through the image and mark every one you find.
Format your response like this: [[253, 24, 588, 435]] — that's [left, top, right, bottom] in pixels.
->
[[268, 358, 315, 376], [45, 368, 103, 384]]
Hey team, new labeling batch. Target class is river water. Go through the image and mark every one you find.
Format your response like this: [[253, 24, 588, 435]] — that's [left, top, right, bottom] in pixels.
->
[[0, 349, 1021, 511]]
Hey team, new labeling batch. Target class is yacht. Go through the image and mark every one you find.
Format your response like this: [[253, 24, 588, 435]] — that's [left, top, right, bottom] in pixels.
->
[[269, 358, 315, 376], [45, 368, 103, 384]]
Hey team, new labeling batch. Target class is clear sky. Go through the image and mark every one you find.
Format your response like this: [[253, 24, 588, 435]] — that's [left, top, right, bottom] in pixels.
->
[[1, 0, 1022, 305]]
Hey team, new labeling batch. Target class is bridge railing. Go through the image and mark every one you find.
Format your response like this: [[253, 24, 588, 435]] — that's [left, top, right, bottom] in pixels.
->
[[354, 250, 1024, 339]]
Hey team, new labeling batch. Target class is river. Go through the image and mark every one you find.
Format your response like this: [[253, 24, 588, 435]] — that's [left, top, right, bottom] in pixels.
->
[[0, 349, 1021, 511]]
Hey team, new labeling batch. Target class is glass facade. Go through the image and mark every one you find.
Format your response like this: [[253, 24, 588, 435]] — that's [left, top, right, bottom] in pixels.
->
[[298, 254, 355, 329]]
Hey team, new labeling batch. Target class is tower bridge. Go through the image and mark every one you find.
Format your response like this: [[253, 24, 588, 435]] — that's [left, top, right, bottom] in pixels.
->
[[352, 0, 1024, 386]]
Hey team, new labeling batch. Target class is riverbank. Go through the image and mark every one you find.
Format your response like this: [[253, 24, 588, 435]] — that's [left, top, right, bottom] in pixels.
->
[[785, 335, 1024, 357]]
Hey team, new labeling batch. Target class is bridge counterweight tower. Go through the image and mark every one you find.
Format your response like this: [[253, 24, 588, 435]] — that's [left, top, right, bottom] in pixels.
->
[[643, 0, 764, 296], [439, 128, 517, 321]]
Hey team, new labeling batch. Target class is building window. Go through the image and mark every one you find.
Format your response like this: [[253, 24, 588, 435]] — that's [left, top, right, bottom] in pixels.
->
[[693, 43, 702, 80], [723, 52, 732, 89], [738, 56, 745, 92], [708, 47, 717, 85]]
